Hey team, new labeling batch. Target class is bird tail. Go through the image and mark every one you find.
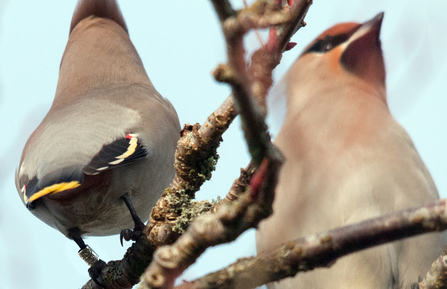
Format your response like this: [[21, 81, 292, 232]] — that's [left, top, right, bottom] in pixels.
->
[[70, 0, 127, 34]]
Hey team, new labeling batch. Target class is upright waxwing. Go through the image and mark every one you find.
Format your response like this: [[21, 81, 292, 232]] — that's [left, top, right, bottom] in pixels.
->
[[15, 0, 179, 259], [257, 13, 447, 288]]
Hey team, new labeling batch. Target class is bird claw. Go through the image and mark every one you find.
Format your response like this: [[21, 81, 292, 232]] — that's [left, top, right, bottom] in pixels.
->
[[88, 259, 107, 288], [119, 193, 146, 246], [120, 229, 133, 246], [119, 225, 143, 246]]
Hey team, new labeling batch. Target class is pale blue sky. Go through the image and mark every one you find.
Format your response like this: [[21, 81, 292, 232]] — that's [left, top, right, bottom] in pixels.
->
[[0, 1, 446, 288]]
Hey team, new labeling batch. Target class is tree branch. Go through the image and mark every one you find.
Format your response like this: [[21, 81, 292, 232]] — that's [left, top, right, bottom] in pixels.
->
[[213, 161, 256, 213], [82, 233, 156, 289], [136, 0, 315, 287], [139, 155, 282, 289], [416, 246, 447, 289], [146, 95, 238, 245], [82, 0, 312, 287], [175, 200, 447, 289], [82, 96, 239, 289], [250, 0, 311, 103]]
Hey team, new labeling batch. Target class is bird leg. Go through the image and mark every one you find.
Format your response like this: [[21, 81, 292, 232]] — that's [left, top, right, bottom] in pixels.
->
[[68, 227, 107, 287], [68, 227, 87, 250], [120, 193, 145, 246]]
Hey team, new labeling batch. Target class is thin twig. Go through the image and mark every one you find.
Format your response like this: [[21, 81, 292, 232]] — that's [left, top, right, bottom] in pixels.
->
[[213, 0, 275, 165], [249, 0, 312, 104], [213, 161, 256, 213]]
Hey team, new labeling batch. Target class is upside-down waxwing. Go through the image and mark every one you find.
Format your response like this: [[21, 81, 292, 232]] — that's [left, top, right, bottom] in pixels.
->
[[15, 0, 180, 270], [257, 13, 447, 288]]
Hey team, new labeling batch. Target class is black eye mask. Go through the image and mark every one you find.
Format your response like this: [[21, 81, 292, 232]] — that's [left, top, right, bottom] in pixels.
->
[[304, 33, 351, 54]]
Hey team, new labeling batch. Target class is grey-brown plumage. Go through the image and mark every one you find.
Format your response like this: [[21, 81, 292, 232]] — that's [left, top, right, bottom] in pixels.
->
[[257, 13, 447, 288], [15, 0, 180, 245]]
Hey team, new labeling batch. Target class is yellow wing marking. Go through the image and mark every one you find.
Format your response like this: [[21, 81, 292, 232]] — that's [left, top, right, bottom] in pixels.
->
[[26, 181, 81, 203], [116, 136, 138, 159]]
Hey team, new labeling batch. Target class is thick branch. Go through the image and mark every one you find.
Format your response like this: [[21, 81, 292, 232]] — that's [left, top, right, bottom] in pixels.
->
[[175, 200, 447, 289], [146, 96, 238, 246], [139, 155, 282, 289], [82, 234, 156, 289]]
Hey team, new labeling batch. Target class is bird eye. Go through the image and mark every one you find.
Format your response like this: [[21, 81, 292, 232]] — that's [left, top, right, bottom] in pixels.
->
[[304, 33, 350, 54]]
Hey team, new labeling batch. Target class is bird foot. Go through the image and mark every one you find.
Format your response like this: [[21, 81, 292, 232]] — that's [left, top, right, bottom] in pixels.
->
[[120, 193, 146, 246], [119, 220, 145, 246], [88, 259, 107, 288]]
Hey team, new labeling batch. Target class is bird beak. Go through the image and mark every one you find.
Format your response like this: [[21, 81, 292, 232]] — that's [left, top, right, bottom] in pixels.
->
[[347, 12, 384, 47], [340, 12, 386, 87]]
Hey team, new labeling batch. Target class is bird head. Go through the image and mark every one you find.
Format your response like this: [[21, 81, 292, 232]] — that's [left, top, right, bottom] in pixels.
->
[[284, 12, 386, 108]]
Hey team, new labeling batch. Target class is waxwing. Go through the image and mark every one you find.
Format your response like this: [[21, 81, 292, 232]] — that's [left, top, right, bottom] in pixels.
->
[[15, 0, 180, 260], [257, 13, 447, 288]]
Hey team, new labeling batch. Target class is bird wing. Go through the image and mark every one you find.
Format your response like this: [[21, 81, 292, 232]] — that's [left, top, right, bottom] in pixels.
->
[[83, 133, 147, 175], [19, 132, 148, 208]]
